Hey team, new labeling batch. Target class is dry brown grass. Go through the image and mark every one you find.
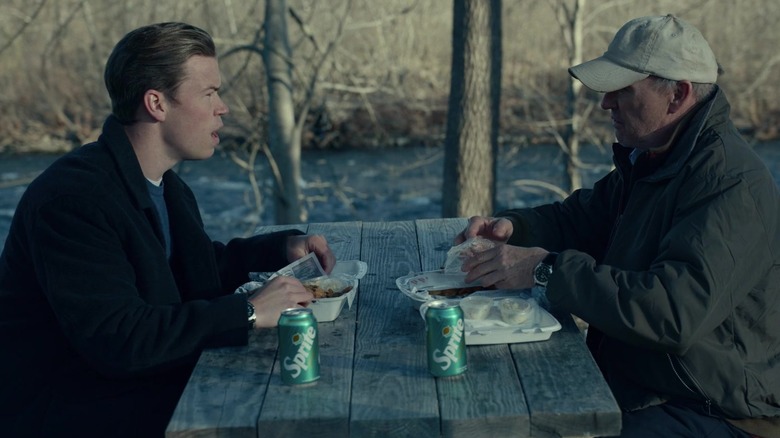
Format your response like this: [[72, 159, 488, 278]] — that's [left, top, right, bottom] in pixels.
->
[[0, 0, 778, 153]]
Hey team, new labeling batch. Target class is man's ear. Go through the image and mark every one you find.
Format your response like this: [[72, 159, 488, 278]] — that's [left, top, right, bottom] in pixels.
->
[[669, 81, 694, 114], [142, 89, 167, 122]]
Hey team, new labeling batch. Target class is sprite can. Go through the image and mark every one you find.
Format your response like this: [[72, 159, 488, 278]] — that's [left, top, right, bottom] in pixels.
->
[[425, 300, 467, 377], [278, 307, 320, 385]]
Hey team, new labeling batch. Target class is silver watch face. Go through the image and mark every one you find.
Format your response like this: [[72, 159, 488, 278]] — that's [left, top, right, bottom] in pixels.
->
[[534, 263, 553, 286]]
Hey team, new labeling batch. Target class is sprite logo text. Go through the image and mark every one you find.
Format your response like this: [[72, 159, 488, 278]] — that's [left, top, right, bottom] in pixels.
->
[[432, 318, 464, 371], [283, 326, 317, 378]]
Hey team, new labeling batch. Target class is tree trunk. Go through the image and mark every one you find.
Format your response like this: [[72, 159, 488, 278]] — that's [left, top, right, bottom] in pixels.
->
[[263, 0, 304, 224], [561, 0, 585, 192], [442, 0, 501, 218]]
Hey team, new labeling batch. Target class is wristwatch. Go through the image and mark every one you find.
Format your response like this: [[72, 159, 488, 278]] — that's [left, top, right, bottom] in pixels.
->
[[533, 252, 559, 287], [247, 299, 257, 329]]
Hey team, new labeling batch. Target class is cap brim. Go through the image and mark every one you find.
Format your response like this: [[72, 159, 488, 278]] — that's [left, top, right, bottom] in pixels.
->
[[568, 56, 649, 92]]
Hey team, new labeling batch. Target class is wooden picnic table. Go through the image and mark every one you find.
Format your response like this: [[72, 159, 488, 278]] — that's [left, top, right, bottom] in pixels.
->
[[166, 218, 621, 437]]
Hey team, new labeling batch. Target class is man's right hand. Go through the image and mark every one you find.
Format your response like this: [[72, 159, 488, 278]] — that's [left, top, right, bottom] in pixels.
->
[[454, 216, 514, 245], [247, 276, 314, 328]]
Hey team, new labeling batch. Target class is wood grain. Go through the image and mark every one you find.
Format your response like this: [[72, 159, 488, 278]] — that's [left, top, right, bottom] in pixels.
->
[[350, 220, 440, 437], [512, 311, 621, 438], [257, 221, 361, 437], [416, 218, 531, 437], [166, 219, 622, 438]]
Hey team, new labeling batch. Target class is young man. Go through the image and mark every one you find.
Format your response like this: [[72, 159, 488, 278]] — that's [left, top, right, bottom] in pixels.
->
[[0, 22, 335, 437], [457, 15, 780, 437]]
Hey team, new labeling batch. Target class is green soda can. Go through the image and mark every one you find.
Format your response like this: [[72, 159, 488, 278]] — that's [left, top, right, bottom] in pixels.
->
[[278, 307, 320, 385], [425, 300, 467, 377]]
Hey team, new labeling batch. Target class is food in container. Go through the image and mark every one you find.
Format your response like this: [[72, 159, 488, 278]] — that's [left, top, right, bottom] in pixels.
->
[[303, 274, 357, 322], [458, 295, 493, 320], [304, 280, 353, 298], [430, 285, 489, 298], [248, 260, 367, 322], [498, 297, 533, 325], [419, 294, 561, 345], [395, 270, 491, 305]]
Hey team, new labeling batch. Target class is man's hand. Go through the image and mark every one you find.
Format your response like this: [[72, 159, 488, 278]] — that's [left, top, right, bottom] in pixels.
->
[[248, 276, 314, 328], [462, 244, 548, 289], [286, 234, 336, 274], [454, 216, 514, 245]]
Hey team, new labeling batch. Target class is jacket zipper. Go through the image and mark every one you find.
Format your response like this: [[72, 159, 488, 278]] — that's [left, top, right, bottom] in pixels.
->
[[667, 354, 713, 415]]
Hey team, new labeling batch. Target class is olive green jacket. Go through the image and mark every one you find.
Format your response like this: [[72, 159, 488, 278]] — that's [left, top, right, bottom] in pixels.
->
[[498, 88, 780, 431]]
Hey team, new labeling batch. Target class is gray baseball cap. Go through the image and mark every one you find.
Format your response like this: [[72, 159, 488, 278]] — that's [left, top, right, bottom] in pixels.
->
[[569, 14, 718, 92]]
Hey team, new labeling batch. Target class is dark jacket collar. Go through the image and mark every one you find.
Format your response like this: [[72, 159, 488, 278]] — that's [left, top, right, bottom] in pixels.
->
[[612, 86, 728, 182], [97, 115, 155, 212]]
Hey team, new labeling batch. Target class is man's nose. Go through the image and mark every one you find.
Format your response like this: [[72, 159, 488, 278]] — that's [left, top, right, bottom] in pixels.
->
[[216, 97, 229, 115], [601, 92, 616, 110]]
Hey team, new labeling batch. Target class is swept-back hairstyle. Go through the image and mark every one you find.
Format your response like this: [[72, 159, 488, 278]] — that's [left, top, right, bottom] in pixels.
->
[[104, 22, 216, 124]]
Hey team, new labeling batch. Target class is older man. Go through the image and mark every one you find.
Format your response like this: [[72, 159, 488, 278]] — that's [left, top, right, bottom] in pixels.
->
[[458, 15, 780, 437]]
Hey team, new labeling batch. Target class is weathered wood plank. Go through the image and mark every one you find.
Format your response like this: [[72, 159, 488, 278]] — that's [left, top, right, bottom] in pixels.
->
[[511, 312, 621, 438], [167, 219, 622, 438], [416, 218, 531, 438], [350, 220, 440, 437], [257, 221, 363, 437], [415, 217, 467, 271]]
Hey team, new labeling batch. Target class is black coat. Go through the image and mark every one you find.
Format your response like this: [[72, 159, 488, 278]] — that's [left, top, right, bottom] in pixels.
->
[[0, 116, 301, 437]]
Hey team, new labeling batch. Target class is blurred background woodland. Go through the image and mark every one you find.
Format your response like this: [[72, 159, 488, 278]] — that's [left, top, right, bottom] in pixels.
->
[[1, 0, 778, 155], [0, 0, 779, 240]]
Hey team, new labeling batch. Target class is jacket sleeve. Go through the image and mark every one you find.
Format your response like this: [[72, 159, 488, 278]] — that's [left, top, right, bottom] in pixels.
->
[[31, 196, 249, 378], [497, 171, 619, 261], [214, 229, 306, 293], [546, 165, 778, 355]]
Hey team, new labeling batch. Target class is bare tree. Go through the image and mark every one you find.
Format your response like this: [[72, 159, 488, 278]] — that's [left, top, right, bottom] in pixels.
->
[[553, 0, 585, 192], [442, 0, 501, 218], [262, 0, 354, 225], [547, 0, 627, 193], [264, 0, 304, 224]]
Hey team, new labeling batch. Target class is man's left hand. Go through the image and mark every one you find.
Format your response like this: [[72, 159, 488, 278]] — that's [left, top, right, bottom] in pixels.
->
[[286, 234, 337, 274]]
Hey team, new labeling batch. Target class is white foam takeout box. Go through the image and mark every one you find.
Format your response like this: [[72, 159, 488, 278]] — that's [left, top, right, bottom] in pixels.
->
[[397, 270, 562, 345], [395, 270, 483, 306], [248, 257, 367, 323], [305, 260, 367, 322]]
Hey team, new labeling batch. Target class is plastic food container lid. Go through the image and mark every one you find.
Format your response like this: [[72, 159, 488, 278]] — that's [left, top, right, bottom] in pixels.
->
[[498, 297, 533, 325], [459, 295, 494, 320]]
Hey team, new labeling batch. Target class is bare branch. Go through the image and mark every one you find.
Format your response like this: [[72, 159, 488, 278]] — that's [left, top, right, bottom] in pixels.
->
[[294, 0, 355, 137], [288, 6, 321, 53], [511, 179, 570, 200], [0, 0, 48, 57], [740, 54, 780, 98]]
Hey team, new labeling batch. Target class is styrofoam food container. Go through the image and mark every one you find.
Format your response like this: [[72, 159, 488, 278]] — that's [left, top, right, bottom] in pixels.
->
[[305, 275, 357, 322], [417, 292, 561, 345], [395, 270, 485, 307], [305, 260, 367, 322]]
